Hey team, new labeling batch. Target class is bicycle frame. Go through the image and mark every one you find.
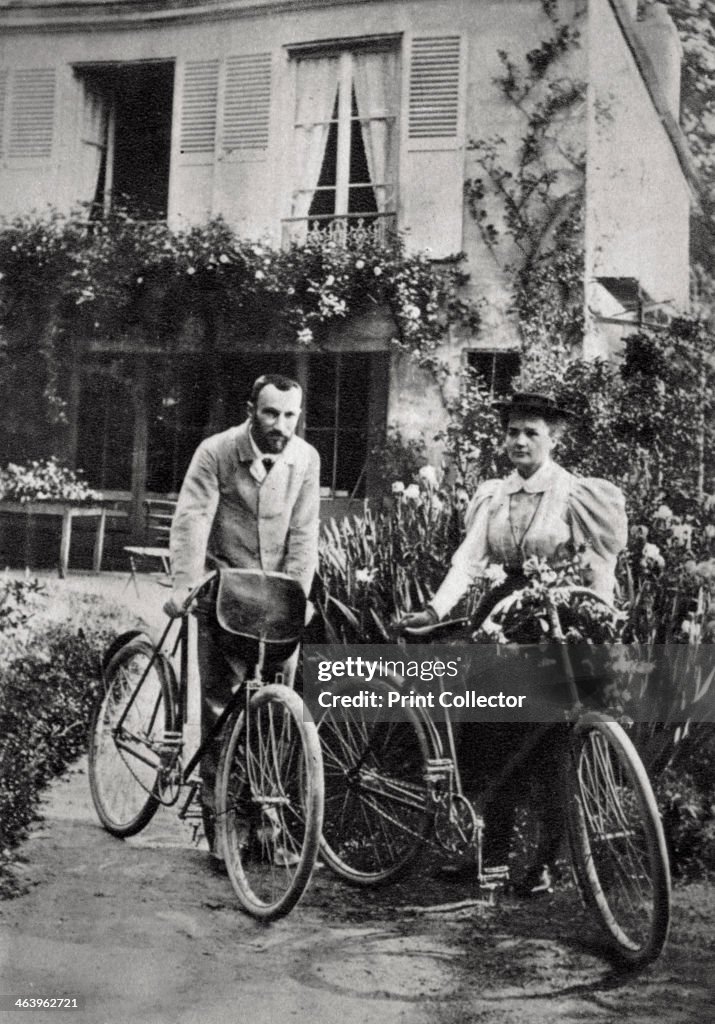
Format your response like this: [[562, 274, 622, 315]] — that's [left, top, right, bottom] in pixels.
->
[[108, 573, 289, 816], [396, 587, 594, 880]]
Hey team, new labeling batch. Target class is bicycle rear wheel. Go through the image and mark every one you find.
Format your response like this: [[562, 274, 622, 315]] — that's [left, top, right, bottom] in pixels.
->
[[563, 712, 671, 966], [318, 679, 434, 886], [89, 639, 177, 837], [216, 683, 323, 921]]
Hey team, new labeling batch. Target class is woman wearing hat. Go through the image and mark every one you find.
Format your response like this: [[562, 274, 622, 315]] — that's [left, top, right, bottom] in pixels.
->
[[398, 391, 628, 889], [400, 391, 628, 630]]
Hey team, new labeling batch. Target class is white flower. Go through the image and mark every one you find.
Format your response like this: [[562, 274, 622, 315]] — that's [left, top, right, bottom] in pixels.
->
[[391, 481, 405, 494], [641, 542, 665, 569], [404, 484, 420, 501], [136, 276, 143, 284], [670, 523, 693, 546], [405, 303, 421, 320], [255, 270, 265, 280], [187, 266, 195, 276], [355, 567, 376, 585], [431, 495, 444, 512], [296, 327, 314, 345], [355, 259, 365, 270], [325, 275, 335, 287], [653, 504, 673, 522], [373, 266, 383, 277], [483, 564, 507, 586], [219, 254, 230, 264], [418, 465, 439, 488]]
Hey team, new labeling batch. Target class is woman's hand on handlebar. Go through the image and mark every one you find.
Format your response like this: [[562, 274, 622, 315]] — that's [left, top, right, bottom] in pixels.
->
[[395, 607, 439, 632]]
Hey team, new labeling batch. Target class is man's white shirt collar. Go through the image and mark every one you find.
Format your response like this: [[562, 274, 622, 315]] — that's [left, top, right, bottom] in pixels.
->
[[248, 427, 282, 483], [504, 458, 556, 495]]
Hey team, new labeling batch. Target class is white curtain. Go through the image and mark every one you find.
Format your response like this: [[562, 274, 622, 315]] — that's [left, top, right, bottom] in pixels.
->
[[76, 77, 109, 211], [352, 51, 398, 214], [293, 57, 340, 219]]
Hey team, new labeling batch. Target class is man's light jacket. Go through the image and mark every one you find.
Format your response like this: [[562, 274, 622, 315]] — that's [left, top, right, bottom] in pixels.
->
[[170, 420, 320, 596]]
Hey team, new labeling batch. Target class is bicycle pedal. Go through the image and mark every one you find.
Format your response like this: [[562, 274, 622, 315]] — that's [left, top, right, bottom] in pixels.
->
[[480, 865, 510, 886], [424, 758, 455, 783]]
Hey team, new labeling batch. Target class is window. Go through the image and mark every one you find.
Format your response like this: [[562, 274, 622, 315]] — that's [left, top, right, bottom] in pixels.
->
[[286, 45, 399, 245], [75, 63, 174, 219], [466, 351, 521, 396], [146, 353, 298, 495], [77, 370, 134, 491], [304, 352, 386, 497]]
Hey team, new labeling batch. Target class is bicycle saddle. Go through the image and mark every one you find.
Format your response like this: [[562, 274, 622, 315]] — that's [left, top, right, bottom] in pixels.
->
[[215, 569, 306, 643]]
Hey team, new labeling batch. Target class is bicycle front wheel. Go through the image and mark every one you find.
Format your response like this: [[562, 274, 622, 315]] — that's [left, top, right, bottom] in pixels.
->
[[318, 679, 434, 886], [216, 683, 323, 921], [563, 712, 671, 966], [88, 639, 177, 837]]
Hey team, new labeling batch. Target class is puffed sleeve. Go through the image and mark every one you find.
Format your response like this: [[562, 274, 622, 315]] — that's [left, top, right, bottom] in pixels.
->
[[568, 478, 628, 601], [430, 480, 499, 619]]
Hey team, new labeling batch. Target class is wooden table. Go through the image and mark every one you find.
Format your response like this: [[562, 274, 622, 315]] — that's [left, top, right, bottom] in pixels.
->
[[0, 501, 109, 578]]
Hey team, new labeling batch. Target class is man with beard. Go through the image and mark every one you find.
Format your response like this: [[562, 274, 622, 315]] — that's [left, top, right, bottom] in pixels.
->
[[165, 374, 320, 855]]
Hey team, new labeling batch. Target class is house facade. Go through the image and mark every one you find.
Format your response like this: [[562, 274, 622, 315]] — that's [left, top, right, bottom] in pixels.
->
[[0, 0, 695, 557]]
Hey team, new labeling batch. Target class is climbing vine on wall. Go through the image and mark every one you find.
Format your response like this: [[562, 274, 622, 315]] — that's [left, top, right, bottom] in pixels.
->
[[464, 0, 586, 370]]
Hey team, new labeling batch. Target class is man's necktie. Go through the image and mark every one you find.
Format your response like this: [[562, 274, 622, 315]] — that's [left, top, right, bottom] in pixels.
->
[[262, 458, 273, 476]]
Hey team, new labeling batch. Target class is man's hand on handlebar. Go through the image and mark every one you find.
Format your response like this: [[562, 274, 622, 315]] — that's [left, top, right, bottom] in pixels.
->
[[163, 588, 192, 618], [395, 606, 439, 632]]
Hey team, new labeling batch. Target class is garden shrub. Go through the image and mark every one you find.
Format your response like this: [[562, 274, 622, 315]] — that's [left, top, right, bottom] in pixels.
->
[[0, 579, 116, 895]]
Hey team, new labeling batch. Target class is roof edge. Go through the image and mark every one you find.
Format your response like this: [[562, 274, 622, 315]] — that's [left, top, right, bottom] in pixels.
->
[[606, 0, 701, 202]]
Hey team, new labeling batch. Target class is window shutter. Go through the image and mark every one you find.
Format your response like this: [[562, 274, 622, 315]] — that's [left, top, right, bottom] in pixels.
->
[[180, 60, 219, 154], [408, 36, 461, 142], [402, 34, 465, 256], [0, 70, 7, 160], [8, 68, 56, 160], [223, 53, 272, 152]]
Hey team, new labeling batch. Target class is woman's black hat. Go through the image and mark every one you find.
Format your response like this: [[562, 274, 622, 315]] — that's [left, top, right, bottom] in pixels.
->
[[493, 391, 572, 421]]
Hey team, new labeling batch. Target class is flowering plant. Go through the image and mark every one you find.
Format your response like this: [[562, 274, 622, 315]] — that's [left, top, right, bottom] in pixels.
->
[[318, 474, 479, 643], [0, 210, 481, 428], [474, 554, 623, 645], [0, 458, 98, 504]]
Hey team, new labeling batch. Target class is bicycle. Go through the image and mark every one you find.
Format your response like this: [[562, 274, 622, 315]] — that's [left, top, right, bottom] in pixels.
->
[[88, 568, 324, 921], [317, 584, 671, 966]]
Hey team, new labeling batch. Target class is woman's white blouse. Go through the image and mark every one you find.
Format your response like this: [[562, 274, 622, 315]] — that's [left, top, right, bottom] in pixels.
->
[[430, 460, 628, 618]]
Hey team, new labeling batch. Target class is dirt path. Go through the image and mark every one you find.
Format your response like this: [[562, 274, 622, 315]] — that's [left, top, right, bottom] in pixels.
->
[[1, 761, 713, 1024]]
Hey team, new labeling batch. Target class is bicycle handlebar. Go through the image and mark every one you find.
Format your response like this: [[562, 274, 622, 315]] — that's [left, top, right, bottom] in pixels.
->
[[401, 585, 618, 642], [178, 572, 218, 617]]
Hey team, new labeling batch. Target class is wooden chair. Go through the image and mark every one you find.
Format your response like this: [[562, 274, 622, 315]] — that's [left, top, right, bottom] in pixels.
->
[[124, 498, 176, 591]]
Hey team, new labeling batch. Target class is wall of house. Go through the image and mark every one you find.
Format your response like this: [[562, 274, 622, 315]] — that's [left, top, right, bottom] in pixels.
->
[[0, 1, 579, 274], [0, 0, 692, 473], [584, 0, 691, 357]]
